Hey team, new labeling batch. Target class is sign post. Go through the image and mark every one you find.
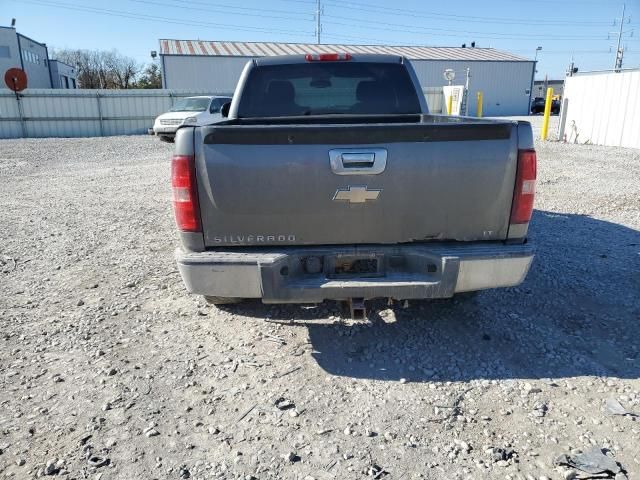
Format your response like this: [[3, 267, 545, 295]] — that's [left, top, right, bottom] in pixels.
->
[[541, 87, 554, 141]]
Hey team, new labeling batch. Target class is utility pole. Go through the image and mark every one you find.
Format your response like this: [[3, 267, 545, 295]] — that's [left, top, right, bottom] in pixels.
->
[[610, 3, 631, 71], [528, 46, 542, 113], [315, 0, 322, 44], [614, 4, 625, 70], [463, 67, 471, 115], [566, 56, 577, 77]]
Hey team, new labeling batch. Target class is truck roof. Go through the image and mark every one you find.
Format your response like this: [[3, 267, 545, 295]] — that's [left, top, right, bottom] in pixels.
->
[[254, 53, 405, 66]]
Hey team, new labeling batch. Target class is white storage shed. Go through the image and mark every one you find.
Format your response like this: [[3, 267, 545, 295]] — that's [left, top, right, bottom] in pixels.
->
[[158, 39, 535, 116]]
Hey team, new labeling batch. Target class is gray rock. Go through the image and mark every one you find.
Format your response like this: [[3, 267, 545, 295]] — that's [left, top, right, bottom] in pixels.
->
[[282, 451, 299, 462], [44, 458, 60, 475], [179, 465, 191, 478]]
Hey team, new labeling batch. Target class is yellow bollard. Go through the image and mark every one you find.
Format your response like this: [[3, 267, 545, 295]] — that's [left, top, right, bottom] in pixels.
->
[[476, 91, 483, 118], [541, 87, 554, 141], [447, 94, 453, 115]]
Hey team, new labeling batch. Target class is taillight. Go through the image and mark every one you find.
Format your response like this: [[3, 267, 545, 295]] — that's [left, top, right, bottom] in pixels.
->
[[305, 52, 352, 61], [510, 149, 537, 224], [171, 154, 201, 232]]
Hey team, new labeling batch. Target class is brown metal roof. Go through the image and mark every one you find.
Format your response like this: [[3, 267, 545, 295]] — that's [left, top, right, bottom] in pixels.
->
[[159, 39, 530, 62]]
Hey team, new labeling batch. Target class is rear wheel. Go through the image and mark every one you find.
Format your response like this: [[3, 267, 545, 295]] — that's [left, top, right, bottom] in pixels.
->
[[204, 295, 245, 305]]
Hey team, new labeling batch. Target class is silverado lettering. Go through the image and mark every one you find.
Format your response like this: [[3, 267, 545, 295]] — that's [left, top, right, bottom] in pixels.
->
[[212, 235, 296, 243]]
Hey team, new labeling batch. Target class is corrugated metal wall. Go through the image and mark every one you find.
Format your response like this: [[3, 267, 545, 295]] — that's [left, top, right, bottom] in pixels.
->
[[163, 56, 250, 91], [0, 89, 232, 139], [162, 56, 534, 116], [561, 70, 640, 149], [411, 60, 534, 116]]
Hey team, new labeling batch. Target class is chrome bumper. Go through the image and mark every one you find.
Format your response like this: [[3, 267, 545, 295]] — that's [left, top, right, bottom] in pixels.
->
[[176, 242, 533, 303]]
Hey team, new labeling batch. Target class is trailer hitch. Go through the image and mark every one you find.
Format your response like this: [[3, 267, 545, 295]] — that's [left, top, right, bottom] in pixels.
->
[[347, 297, 366, 320]]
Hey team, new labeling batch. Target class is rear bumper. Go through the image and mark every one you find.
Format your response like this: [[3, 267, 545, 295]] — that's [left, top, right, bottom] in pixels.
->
[[175, 242, 533, 303]]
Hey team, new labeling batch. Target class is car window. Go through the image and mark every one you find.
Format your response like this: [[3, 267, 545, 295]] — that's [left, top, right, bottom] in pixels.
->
[[169, 97, 210, 112], [237, 62, 421, 117], [209, 99, 220, 113]]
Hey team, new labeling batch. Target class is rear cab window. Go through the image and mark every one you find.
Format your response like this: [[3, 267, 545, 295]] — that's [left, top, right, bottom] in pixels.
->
[[237, 61, 421, 117]]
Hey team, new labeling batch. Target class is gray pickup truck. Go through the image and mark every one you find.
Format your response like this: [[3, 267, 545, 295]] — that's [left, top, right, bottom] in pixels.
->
[[171, 53, 536, 315]]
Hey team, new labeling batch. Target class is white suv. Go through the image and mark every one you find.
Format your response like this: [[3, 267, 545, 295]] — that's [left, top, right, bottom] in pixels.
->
[[153, 96, 232, 142]]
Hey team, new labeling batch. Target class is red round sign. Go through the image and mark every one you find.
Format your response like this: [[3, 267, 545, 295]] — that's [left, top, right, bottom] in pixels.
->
[[4, 68, 28, 92]]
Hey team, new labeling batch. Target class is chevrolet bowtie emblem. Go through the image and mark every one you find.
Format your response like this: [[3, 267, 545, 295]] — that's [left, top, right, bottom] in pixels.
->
[[333, 186, 381, 204]]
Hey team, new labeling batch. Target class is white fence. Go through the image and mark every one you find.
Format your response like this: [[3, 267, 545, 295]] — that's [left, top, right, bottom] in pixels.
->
[[559, 69, 640, 149], [0, 89, 232, 139], [1, 86, 461, 139]]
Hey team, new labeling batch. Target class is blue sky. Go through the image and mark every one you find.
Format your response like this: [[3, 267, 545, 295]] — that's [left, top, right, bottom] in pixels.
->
[[3, 0, 639, 79]]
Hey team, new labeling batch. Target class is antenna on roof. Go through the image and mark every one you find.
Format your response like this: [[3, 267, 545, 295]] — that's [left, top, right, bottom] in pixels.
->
[[11, 18, 16, 27]]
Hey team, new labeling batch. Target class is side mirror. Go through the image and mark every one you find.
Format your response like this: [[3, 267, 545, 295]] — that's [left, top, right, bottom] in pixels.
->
[[221, 102, 231, 118]]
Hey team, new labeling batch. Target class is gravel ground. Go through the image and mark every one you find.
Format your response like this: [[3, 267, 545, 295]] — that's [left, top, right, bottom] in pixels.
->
[[1, 116, 639, 480]]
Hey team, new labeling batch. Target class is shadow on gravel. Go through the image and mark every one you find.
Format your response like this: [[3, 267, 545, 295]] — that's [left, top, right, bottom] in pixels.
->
[[223, 211, 640, 382]]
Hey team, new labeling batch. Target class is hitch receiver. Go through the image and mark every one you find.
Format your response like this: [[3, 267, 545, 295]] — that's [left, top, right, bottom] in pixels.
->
[[349, 297, 366, 320]]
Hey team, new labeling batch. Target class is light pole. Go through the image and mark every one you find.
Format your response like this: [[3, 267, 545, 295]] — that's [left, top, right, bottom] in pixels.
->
[[528, 46, 542, 114]]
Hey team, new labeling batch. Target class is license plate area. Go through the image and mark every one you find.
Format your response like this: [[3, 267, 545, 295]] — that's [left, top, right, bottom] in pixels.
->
[[326, 254, 384, 279]]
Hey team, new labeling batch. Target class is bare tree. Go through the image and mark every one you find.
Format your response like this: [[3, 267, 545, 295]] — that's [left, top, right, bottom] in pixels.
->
[[51, 48, 141, 89], [104, 51, 140, 89]]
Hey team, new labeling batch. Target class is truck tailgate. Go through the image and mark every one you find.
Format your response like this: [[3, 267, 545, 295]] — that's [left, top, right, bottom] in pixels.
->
[[195, 120, 518, 247]]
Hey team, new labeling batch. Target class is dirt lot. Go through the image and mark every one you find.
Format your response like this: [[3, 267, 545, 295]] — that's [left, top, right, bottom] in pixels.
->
[[1, 117, 639, 480]]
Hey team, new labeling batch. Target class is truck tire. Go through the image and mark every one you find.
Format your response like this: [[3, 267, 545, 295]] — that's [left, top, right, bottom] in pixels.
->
[[204, 295, 244, 305]]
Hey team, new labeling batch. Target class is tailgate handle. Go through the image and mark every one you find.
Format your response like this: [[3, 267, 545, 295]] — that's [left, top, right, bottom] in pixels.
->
[[341, 153, 375, 168], [329, 148, 387, 175]]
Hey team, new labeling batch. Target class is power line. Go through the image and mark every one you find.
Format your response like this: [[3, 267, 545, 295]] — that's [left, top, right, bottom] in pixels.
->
[[323, 14, 609, 40], [129, 0, 312, 21], [322, 0, 612, 26], [19, 0, 314, 37], [127, 0, 314, 21], [274, 0, 316, 4], [325, 19, 607, 41]]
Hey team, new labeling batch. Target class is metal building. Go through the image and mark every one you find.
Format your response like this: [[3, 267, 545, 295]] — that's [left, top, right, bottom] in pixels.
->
[[159, 39, 535, 116], [49, 60, 78, 89], [533, 79, 564, 98], [1, 26, 51, 88], [0, 25, 78, 89]]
